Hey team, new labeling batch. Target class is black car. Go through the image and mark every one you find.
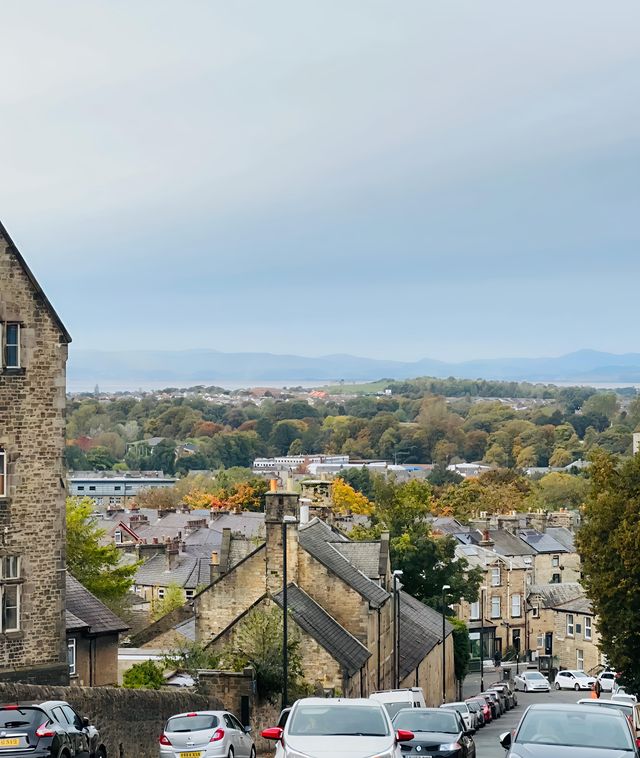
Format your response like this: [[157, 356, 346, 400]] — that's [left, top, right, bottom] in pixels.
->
[[0, 701, 105, 758], [393, 707, 476, 758], [500, 702, 639, 757]]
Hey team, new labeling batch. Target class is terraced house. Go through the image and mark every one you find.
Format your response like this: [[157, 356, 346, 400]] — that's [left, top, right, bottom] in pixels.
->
[[0, 222, 70, 683]]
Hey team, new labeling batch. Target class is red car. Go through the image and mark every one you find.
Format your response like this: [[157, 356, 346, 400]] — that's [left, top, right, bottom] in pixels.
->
[[466, 697, 492, 725]]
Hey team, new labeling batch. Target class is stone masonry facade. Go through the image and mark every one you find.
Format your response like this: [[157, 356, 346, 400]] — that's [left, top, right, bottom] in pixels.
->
[[0, 224, 70, 683]]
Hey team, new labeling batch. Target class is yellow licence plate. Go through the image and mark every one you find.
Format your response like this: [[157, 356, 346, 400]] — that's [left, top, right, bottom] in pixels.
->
[[0, 739, 19, 747], [180, 753, 201, 758]]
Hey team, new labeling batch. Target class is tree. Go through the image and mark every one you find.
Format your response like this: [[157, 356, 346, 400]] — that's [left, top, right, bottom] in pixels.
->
[[529, 472, 588, 511], [163, 642, 221, 676], [577, 450, 640, 694], [331, 478, 374, 516], [152, 583, 186, 621], [123, 660, 165, 689], [66, 497, 139, 605], [449, 617, 471, 683], [135, 486, 182, 510], [85, 445, 117, 471], [222, 606, 309, 702]]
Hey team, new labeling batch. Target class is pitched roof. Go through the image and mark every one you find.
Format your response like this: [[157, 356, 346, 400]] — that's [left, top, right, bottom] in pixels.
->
[[475, 529, 536, 557], [399, 591, 453, 679], [134, 552, 209, 590], [330, 542, 382, 579], [529, 582, 584, 610], [517, 529, 568, 554], [0, 221, 71, 343], [298, 520, 389, 608], [546, 527, 576, 552], [65, 610, 89, 632], [66, 574, 128, 635], [273, 584, 371, 676]]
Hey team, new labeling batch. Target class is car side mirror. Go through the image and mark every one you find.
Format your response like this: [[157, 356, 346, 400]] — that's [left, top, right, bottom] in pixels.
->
[[465, 729, 474, 737], [261, 727, 283, 741], [82, 717, 90, 728], [396, 730, 415, 742], [244, 726, 252, 734], [499, 731, 512, 749]]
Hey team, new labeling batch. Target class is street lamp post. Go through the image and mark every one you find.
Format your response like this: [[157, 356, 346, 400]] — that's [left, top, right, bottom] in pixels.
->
[[480, 586, 486, 693], [442, 584, 451, 704], [282, 514, 297, 710], [393, 570, 403, 688]]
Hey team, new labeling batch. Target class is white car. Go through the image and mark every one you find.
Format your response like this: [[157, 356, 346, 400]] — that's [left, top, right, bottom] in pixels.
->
[[554, 669, 596, 691], [513, 670, 551, 692], [440, 702, 474, 732], [261, 697, 414, 758], [160, 710, 255, 758], [612, 693, 638, 705], [597, 670, 618, 692]]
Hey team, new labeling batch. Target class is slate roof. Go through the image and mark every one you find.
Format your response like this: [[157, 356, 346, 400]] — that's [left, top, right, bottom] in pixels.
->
[[399, 591, 453, 679], [517, 529, 568, 554], [65, 610, 89, 631], [455, 543, 529, 570], [273, 584, 371, 676], [432, 517, 470, 535], [134, 552, 210, 590], [530, 582, 584, 610], [546, 527, 576, 552], [330, 542, 381, 579], [66, 574, 129, 634], [174, 616, 196, 642], [473, 529, 536, 557], [298, 520, 389, 608]]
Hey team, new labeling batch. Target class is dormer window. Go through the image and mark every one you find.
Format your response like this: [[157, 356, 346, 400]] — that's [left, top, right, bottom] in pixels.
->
[[4, 324, 20, 369]]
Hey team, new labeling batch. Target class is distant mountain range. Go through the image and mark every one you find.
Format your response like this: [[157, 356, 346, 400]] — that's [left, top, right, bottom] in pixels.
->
[[66, 348, 640, 390]]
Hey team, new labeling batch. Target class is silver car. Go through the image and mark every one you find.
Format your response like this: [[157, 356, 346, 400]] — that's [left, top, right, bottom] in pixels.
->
[[261, 697, 414, 758], [159, 710, 255, 758]]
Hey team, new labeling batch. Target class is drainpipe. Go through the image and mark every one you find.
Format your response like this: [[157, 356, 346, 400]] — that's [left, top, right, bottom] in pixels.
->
[[377, 608, 381, 691]]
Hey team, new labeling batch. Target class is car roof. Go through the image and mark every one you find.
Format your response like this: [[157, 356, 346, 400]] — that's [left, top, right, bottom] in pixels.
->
[[525, 703, 625, 716], [168, 711, 228, 719], [577, 699, 632, 709], [441, 702, 466, 707], [296, 698, 381, 707]]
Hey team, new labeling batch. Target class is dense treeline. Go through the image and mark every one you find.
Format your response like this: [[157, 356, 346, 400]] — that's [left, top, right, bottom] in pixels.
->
[[64, 378, 639, 474]]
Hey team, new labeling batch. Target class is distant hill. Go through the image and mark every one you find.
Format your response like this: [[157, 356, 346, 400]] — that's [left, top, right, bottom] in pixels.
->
[[67, 348, 640, 390]]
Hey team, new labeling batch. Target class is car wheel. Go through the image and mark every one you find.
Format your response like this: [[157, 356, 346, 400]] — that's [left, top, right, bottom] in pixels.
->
[[228, 748, 234, 758], [524, 684, 528, 692], [574, 683, 580, 691], [555, 682, 561, 690], [250, 747, 256, 758], [96, 748, 107, 758]]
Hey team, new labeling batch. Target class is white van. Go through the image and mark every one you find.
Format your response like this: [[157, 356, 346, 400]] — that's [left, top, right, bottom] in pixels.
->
[[369, 688, 427, 718]]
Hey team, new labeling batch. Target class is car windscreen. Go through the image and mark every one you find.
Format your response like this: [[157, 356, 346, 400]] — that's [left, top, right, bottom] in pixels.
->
[[166, 714, 219, 732], [526, 672, 546, 680], [380, 701, 412, 719], [394, 710, 459, 734], [288, 705, 389, 737], [517, 710, 633, 750], [0, 708, 45, 730], [466, 702, 480, 712], [442, 704, 467, 715]]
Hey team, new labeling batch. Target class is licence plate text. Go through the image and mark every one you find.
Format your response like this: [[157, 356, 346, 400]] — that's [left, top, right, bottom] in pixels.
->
[[180, 752, 202, 758], [0, 739, 20, 747]]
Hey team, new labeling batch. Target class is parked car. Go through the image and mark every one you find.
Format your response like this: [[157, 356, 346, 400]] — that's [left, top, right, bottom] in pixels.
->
[[465, 699, 485, 728], [554, 669, 597, 691], [485, 687, 509, 713], [440, 702, 475, 733], [0, 701, 105, 758], [597, 671, 618, 692], [490, 682, 518, 709], [369, 687, 426, 719], [612, 693, 639, 705], [578, 698, 640, 748], [261, 697, 414, 758], [499, 703, 639, 757], [466, 697, 492, 725], [513, 670, 551, 692], [160, 710, 255, 758], [480, 691, 502, 717], [393, 707, 476, 758]]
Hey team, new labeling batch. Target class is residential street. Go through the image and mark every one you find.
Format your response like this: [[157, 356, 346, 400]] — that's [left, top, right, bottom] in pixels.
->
[[465, 670, 607, 758]]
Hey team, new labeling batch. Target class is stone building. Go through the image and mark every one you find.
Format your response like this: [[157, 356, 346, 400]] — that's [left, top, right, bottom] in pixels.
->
[[0, 222, 70, 683], [453, 543, 532, 661], [66, 575, 129, 686], [188, 491, 456, 704], [527, 583, 602, 673]]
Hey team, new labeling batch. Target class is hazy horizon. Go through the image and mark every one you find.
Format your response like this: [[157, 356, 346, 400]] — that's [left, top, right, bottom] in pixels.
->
[[2, 1, 639, 361]]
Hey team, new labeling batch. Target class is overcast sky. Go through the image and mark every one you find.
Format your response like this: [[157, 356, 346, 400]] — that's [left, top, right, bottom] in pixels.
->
[[2, 1, 639, 361]]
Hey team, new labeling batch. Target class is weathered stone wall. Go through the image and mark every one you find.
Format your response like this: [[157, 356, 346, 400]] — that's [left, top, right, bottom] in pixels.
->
[[400, 636, 456, 706], [0, 232, 68, 682], [529, 607, 602, 671], [0, 681, 221, 758], [196, 546, 267, 641]]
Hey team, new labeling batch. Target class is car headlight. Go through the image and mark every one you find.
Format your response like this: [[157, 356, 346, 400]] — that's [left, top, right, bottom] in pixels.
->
[[439, 742, 462, 751]]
